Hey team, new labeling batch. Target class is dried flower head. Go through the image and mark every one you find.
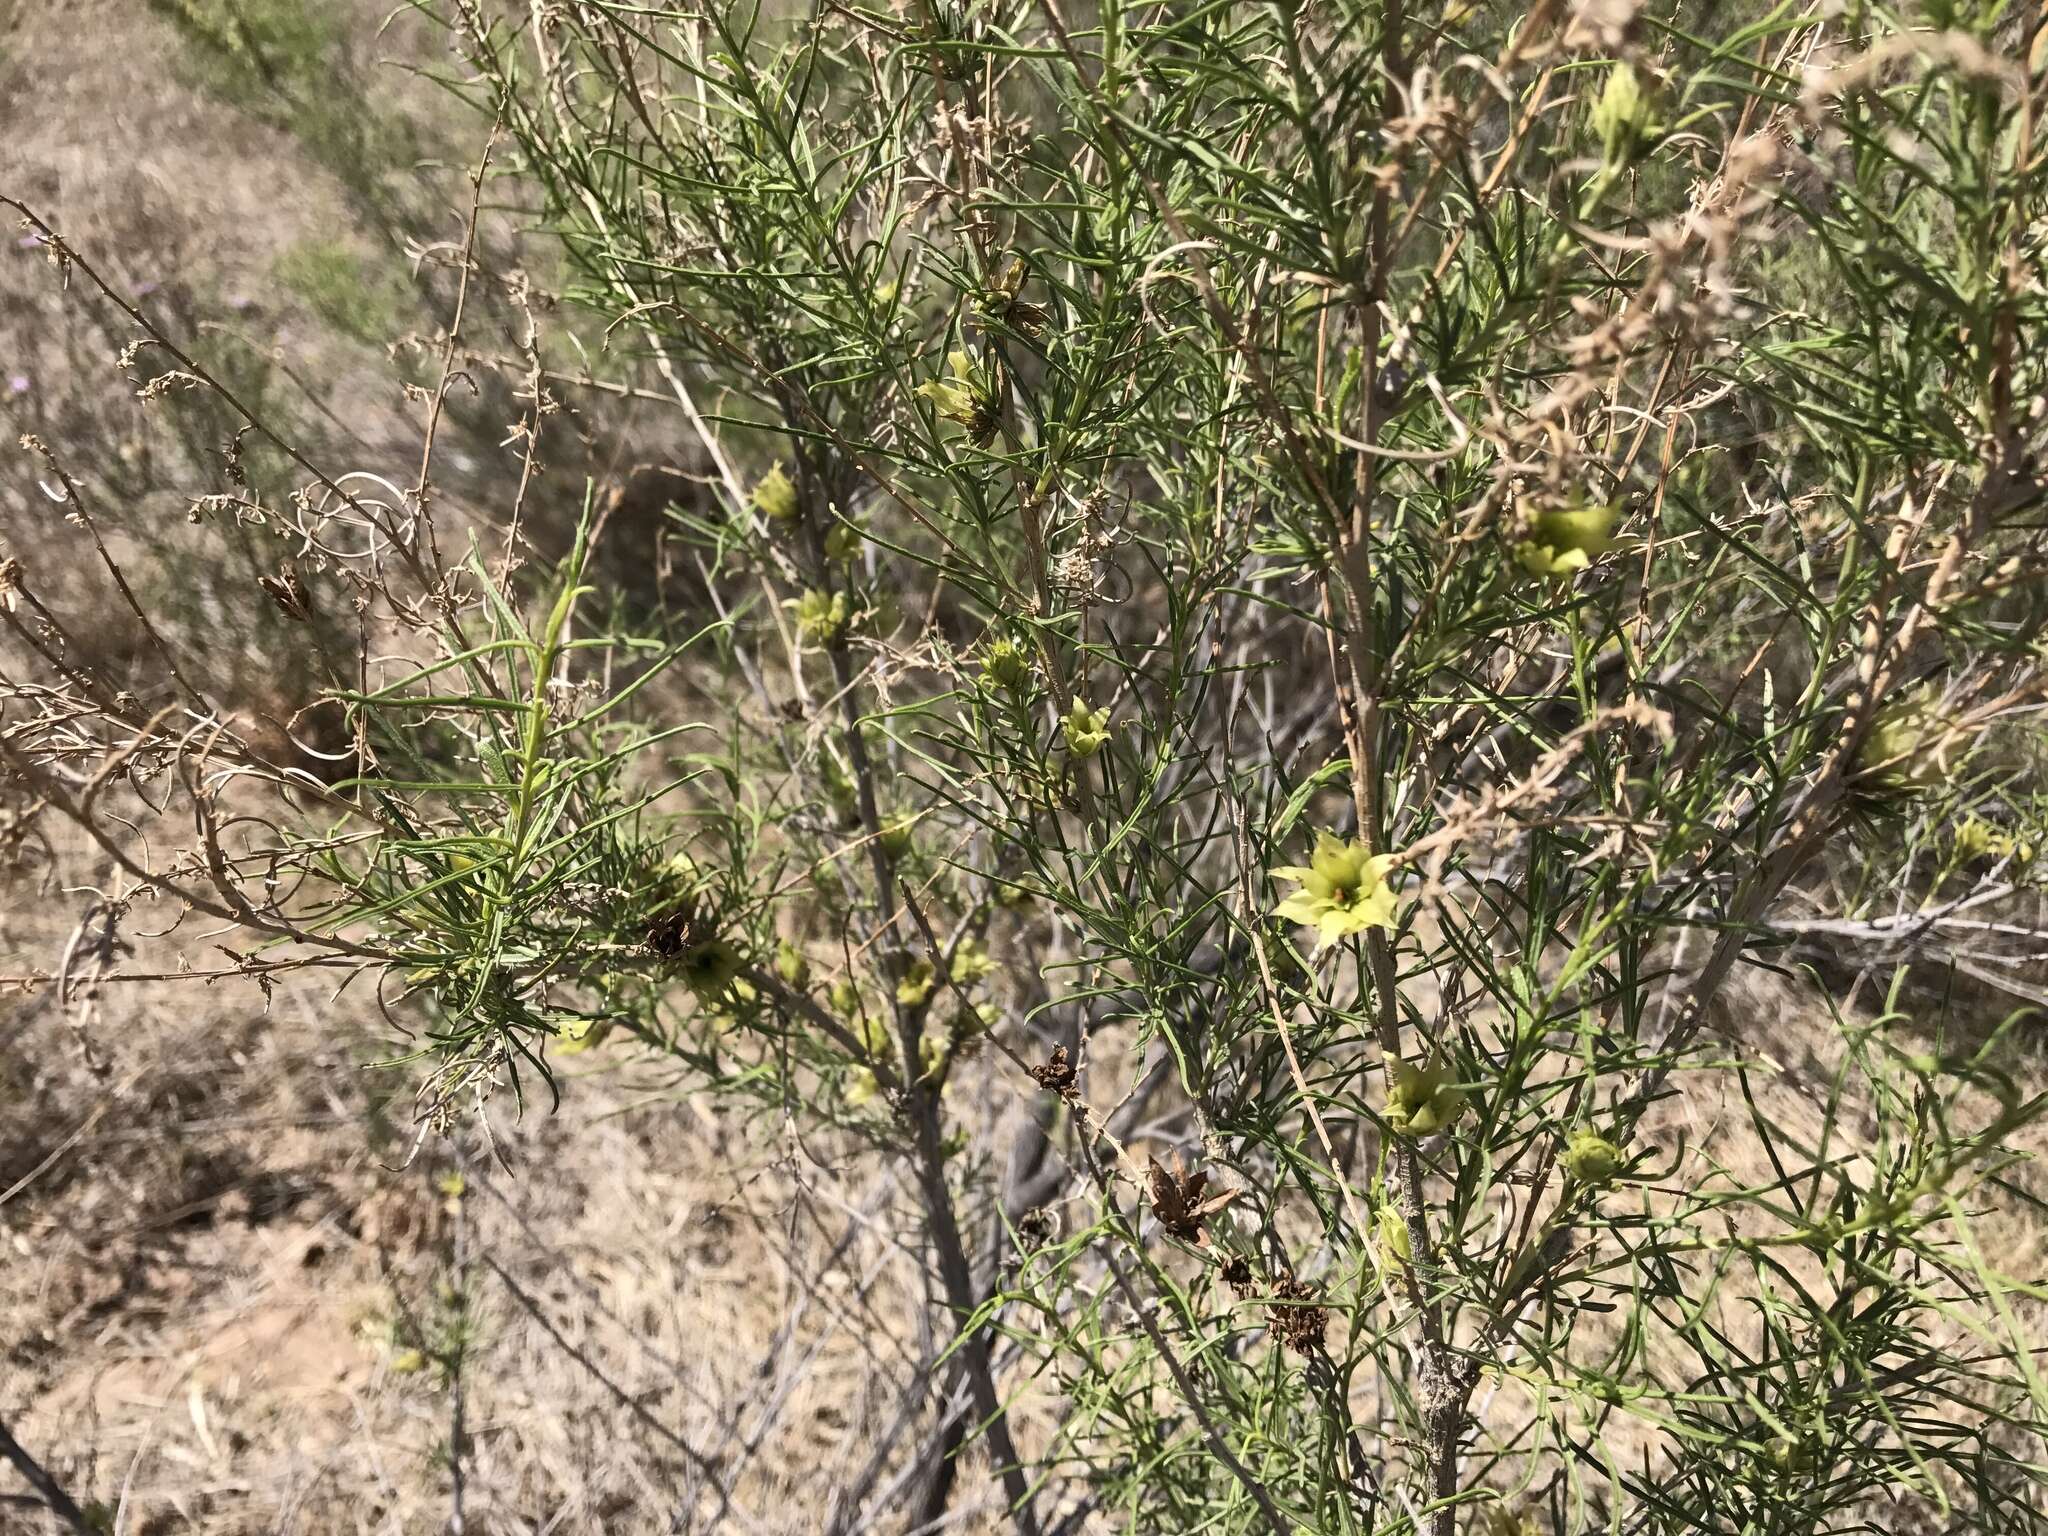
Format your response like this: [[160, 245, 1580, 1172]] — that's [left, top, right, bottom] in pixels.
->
[[1269, 1274, 1328, 1353], [1030, 1044, 1078, 1096], [916, 349, 1000, 448], [1145, 1152, 1241, 1246]]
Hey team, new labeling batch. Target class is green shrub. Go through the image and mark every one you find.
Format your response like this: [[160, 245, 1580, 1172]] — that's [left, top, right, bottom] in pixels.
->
[[8, 0, 2048, 1531]]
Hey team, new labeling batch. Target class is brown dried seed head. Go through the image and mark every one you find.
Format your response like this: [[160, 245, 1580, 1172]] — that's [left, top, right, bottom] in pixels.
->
[[1030, 1044, 1077, 1096], [1270, 1274, 1328, 1353]]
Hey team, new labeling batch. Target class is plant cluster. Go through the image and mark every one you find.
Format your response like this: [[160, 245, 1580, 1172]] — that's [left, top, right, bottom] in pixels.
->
[[6, 0, 2048, 1532]]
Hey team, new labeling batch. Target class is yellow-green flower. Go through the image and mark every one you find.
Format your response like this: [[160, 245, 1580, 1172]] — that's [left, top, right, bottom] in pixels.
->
[[1481, 1504, 1543, 1536], [1376, 1201, 1411, 1269], [793, 588, 850, 645], [916, 349, 1000, 448], [1514, 503, 1619, 577], [1385, 1061, 1466, 1137], [1062, 698, 1112, 757], [1953, 814, 2034, 866], [554, 1016, 613, 1055], [751, 461, 799, 523], [774, 940, 810, 988], [1271, 832, 1399, 946], [896, 958, 936, 1006], [949, 936, 995, 985], [981, 638, 1032, 692], [1561, 1127, 1626, 1186]]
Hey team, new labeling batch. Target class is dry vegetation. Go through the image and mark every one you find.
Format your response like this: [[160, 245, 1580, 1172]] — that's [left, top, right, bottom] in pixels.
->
[[2, 5, 987, 1532]]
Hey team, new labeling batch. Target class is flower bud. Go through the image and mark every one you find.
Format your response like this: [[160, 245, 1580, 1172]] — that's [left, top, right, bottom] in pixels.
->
[[1562, 1128, 1626, 1186]]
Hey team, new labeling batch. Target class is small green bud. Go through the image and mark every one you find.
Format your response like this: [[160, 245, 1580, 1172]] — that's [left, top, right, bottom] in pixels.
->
[[774, 940, 810, 988], [824, 516, 867, 562], [1590, 63, 1659, 172], [1767, 1434, 1823, 1475], [878, 814, 918, 861]]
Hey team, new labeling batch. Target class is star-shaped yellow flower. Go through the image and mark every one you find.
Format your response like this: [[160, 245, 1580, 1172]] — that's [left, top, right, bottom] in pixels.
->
[[1271, 832, 1400, 946]]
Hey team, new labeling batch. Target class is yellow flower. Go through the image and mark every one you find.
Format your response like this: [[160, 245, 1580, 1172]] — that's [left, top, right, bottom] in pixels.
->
[[1385, 1061, 1466, 1137], [1271, 832, 1399, 946], [1062, 698, 1111, 757], [554, 1016, 613, 1055], [751, 462, 799, 523], [1514, 503, 1618, 577]]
